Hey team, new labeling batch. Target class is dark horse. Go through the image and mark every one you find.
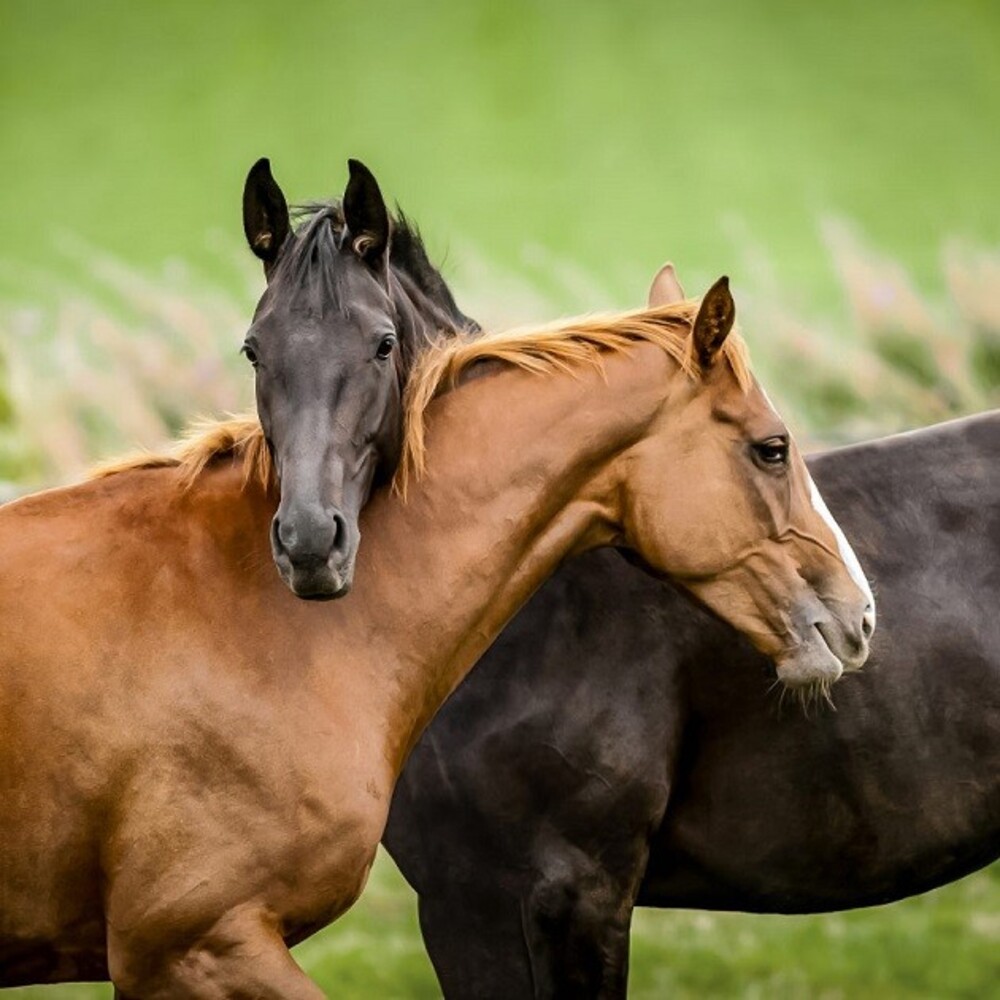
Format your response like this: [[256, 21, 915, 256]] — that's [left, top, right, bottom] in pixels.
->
[[383, 409, 1000, 997], [241, 157, 476, 598], [239, 175, 993, 994]]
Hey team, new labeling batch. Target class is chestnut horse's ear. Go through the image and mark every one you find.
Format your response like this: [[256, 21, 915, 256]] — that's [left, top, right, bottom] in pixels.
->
[[692, 276, 735, 368], [243, 158, 291, 266], [343, 159, 391, 268], [647, 262, 686, 307]]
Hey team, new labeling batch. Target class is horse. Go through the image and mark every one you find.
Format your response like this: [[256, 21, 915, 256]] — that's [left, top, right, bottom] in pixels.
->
[[242, 157, 476, 598], [0, 291, 873, 995], [383, 408, 1000, 997]]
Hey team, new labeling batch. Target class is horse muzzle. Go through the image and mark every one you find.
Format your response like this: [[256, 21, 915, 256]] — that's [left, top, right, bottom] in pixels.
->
[[270, 505, 358, 600], [775, 599, 874, 689]]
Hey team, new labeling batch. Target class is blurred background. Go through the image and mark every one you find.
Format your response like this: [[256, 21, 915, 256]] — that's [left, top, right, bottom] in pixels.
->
[[3, 1, 999, 996]]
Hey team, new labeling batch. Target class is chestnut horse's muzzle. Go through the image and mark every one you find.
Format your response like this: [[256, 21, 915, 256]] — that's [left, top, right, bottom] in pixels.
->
[[775, 596, 874, 688]]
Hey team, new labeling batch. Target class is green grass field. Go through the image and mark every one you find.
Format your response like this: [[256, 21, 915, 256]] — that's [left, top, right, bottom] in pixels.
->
[[3, 1, 1000, 309], [8, 852, 1000, 999], [2, 2, 999, 996]]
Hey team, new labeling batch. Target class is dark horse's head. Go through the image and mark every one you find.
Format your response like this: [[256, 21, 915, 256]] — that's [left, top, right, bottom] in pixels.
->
[[242, 158, 476, 599]]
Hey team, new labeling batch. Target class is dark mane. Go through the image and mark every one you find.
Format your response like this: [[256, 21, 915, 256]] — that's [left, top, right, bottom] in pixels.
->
[[390, 209, 468, 326], [277, 200, 474, 336], [272, 204, 349, 316]]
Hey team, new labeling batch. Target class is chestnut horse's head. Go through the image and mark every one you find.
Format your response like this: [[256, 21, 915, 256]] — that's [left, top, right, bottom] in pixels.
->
[[242, 158, 473, 598], [620, 268, 874, 689]]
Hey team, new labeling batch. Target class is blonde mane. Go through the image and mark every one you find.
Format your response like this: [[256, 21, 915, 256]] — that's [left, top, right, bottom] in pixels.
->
[[90, 301, 751, 496], [395, 300, 750, 494], [90, 414, 274, 491]]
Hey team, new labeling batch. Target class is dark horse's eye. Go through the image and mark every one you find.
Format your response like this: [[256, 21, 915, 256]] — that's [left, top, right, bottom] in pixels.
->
[[375, 334, 398, 361], [753, 437, 789, 467], [241, 344, 259, 368]]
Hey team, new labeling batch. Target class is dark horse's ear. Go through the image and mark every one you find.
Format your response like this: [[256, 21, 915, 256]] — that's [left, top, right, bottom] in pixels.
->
[[343, 159, 390, 268], [243, 158, 291, 266], [692, 276, 736, 368]]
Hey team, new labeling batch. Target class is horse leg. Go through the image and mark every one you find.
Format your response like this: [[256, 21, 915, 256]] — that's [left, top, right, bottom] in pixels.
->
[[418, 884, 536, 999], [521, 842, 647, 1000], [109, 906, 325, 1000], [415, 860, 640, 1000]]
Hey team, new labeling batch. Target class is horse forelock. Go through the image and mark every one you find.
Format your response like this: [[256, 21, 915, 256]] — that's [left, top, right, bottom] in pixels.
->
[[266, 205, 350, 318]]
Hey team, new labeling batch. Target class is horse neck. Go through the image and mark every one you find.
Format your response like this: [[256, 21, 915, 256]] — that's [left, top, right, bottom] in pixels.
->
[[345, 342, 676, 764]]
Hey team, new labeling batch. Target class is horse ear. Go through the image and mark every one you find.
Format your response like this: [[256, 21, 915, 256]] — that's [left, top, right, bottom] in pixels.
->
[[647, 262, 686, 307], [692, 276, 735, 368], [343, 159, 390, 267], [243, 158, 290, 266]]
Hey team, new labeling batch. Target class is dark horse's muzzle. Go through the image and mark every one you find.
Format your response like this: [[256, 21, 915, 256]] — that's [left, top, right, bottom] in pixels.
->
[[270, 502, 358, 599]]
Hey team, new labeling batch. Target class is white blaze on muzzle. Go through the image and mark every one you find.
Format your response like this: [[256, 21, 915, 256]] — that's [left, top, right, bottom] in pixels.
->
[[807, 472, 876, 622], [757, 384, 875, 626]]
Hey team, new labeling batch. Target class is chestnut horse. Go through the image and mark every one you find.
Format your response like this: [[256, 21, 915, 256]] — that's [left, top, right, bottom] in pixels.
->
[[0, 292, 871, 995]]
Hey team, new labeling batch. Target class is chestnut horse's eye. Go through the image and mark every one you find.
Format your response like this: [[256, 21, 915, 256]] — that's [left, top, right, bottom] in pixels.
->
[[375, 334, 398, 361], [241, 344, 259, 368], [753, 437, 788, 467]]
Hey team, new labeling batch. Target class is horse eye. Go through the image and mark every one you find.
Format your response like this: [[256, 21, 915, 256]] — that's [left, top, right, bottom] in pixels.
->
[[375, 334, 398, 361], [753, 437, 788, 466], [241, 344, 259, 368]]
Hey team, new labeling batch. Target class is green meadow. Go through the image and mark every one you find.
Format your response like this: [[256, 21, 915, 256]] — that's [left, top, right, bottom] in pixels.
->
[[9, 852, 1000, 999], [3, 0, 1000, 309], [2, 1, 999, 996]]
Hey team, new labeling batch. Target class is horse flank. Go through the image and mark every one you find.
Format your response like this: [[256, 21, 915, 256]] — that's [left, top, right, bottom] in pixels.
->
[[91, 300, 751, 496]]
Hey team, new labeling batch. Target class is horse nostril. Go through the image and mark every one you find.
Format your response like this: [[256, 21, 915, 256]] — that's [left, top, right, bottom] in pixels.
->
[[331, 512, 349, 558], [272, 516, 297, 556], [861, 604, 875, 640]]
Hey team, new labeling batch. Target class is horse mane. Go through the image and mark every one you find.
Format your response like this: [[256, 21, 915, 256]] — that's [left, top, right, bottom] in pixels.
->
[[90, 415, 273, 492], [283, 201, 469, 327], [289, 202, 446, 298], [90, 301, 751, 496], [389, 209, 467, 324], [395, 300, 751, 494]]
